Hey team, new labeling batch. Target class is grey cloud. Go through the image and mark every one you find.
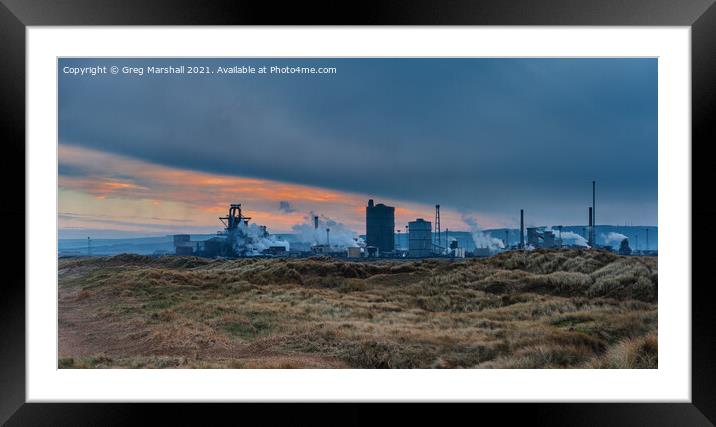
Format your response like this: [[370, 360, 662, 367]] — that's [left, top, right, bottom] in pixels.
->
[[58, 58, 657, 226]]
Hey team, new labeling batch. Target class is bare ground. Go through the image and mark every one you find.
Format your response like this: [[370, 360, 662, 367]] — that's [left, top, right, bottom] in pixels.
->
[[58, 249, 657, 368]]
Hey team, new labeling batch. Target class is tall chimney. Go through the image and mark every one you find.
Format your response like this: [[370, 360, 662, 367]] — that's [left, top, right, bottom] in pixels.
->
[[434, 204, 441, 249], [588, 207, 593, 247], [326, 228, 330, 246], [520, 209, 524, 249], [592, 180, 596, 245]]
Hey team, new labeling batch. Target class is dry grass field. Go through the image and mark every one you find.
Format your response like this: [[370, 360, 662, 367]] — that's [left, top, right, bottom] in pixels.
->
[[58, 249, 657, 369]]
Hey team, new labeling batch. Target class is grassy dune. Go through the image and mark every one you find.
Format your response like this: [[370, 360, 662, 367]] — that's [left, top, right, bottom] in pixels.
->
[[57, 249, 657, 369]]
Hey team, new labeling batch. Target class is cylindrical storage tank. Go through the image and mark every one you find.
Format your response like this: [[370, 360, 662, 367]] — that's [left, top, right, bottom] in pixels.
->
[[408, 219, 432, 257]]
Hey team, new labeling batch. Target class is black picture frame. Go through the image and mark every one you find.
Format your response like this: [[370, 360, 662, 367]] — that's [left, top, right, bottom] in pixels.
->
[[1, 1, 714, 425]]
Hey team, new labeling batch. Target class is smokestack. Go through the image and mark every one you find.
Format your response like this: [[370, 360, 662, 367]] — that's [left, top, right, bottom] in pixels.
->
[[592, 180, 596, 245], [435, 205, 441, 248], [314, 215, 319, 230], [326, 228, 330, 246], [588, 207, 593, 246], [520, 209, 524, 249]]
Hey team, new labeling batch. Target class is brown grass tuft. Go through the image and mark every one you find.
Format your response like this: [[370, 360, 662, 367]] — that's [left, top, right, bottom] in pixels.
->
[[58, 249, 657, 369], [584, 333, 658, 368]]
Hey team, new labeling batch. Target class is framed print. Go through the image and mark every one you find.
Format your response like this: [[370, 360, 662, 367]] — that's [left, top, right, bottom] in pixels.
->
[[2, 0, 715, 425]]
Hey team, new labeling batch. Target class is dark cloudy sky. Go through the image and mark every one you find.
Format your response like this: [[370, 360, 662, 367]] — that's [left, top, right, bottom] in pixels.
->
[[58, 58, 657, 236]]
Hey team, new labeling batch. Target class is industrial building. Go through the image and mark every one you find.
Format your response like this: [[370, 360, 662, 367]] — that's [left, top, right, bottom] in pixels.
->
[[448, 239, 466, 258], [408, 218, 433, 257], [542, 230, 556, 248], [513, 181, 646, 253], [162, 179, 656, 260], [308, 217, 356, 257], [173, 234, 193, 255], [366, 199, 395, 254], [618, 239, 632, 255], [311, 244, 340, 256], [527, 227, 540, 248], [173, 203, 287, 258], [522, 226, 560, 249], [473, 248, 491, 257], [347, 247, 363, 258]]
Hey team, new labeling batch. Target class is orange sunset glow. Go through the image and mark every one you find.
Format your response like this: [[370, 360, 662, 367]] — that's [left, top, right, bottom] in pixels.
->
[[59, 145, 503, 236]]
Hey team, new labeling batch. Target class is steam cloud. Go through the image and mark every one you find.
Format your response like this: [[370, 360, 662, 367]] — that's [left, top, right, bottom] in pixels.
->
[[234, 221, 290, 255], [555, 230, 589, 247], [291, 212, 362, 248], [601, 232, 628, 247], [462, 214, 505, 251]]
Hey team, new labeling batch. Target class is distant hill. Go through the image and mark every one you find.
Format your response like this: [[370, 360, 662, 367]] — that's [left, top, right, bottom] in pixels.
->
[[58, 234, 217, 256]]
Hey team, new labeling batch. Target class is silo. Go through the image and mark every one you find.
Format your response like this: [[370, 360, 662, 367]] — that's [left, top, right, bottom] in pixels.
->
[[366, 200, 395, 253], [588, 207, 593, 246], [408, 218, 433, 257]]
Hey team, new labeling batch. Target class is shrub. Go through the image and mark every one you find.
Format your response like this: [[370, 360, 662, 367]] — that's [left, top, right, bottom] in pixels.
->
[[524, 271, 592, 296], [478, 344, 594, 368], [585, 333, 657, 368]]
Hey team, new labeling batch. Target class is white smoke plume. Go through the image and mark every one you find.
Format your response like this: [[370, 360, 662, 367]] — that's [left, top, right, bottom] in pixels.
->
[[462, 215, 505, 252], [234, 221, 290, 255], [291, 212, 363, 248], [601, 232, 628, 247], [557, 231, 589, 247]]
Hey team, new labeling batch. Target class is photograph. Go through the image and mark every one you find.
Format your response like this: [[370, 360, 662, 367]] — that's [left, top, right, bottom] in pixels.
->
[[2, 0, 712, 421], [0, 0, 716, 427], [56, 57, 659, 369]]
